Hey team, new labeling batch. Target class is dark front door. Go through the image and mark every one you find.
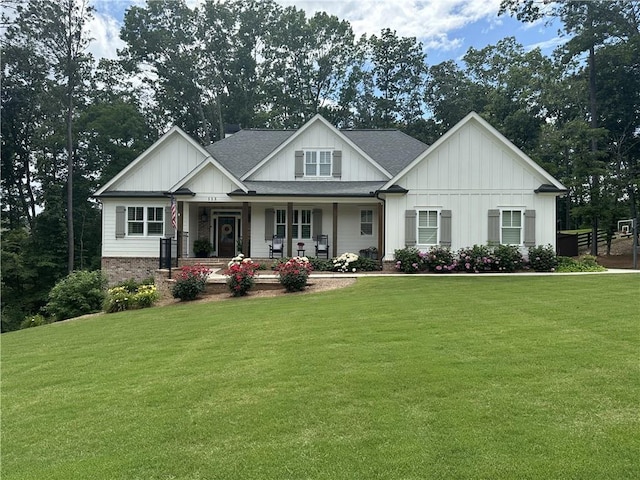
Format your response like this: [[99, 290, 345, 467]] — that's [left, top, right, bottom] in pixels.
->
[[218, 216, 236, 257]]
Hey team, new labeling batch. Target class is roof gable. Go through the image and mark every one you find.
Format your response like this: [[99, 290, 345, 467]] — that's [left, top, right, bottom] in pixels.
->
[[384, 112, 566, 192], [94, 126, 211, 196]]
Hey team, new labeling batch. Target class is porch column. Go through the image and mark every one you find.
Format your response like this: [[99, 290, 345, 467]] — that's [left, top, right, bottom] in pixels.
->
[[377, 202, 384, 261], [287, 202, 294, 257], [182, 202, 189, 257], [242, 202, 250, 257], [332, 203, 338, 258]]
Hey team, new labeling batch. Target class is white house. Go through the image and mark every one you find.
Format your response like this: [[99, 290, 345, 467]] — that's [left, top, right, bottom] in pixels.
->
[[94, 112, 566, 282]]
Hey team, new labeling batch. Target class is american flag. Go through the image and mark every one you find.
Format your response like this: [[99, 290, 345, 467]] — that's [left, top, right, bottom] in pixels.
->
[[170, 196, 177, 230]]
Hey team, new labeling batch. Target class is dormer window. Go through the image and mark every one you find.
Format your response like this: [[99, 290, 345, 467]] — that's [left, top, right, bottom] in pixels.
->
[[305, 150, 332, 177]]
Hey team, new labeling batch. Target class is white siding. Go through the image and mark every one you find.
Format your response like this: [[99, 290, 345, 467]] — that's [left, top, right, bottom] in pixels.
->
[[247, 122, 387, 181], [111, 133, 207, 192], [102, 198, 169, 257], [183, 163, 239, 195], [336, 205, 378, 255], [384, 121, 558, 259]]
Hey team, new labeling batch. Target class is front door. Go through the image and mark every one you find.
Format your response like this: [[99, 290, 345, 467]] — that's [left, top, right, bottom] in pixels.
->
[[217, 216, 236, 257]]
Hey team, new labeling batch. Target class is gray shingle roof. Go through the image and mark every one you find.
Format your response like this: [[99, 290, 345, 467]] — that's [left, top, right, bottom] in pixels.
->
[[205, 129, 295, 178], [205, 127, 428, 179], [340, 130, 429, 175]]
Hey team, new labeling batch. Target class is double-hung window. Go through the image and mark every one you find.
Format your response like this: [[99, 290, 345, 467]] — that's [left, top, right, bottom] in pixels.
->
[[361, 210, 373, 236], [292, 209, 312, 240], [127, 207, 144, 235], [275, 209, 287, 237], [147, 207, 164, 236], [127, 206, 164, 236], [305, 150, 332, 177], [501, 210, 522, 245], [417, 210, 438, 245]]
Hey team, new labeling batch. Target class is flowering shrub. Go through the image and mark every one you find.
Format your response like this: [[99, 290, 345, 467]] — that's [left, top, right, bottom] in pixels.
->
[[172, 264, 212, 301], [276, 256, 313, 292], [492, 244, 524, 272], [527, 245, 558, 272], [393, 247, 426, 273], [457, 245, 495, 273], [423, 246, 457, 272], [224, 255, 259, 296], [333, 252, 360, 272]]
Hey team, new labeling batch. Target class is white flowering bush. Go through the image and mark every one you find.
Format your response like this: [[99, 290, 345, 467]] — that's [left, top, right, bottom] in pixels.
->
[[333, 252, 360, 272]]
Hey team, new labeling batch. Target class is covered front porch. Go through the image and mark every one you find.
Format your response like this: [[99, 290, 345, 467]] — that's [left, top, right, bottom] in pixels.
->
[[175, 198, 385, 261]]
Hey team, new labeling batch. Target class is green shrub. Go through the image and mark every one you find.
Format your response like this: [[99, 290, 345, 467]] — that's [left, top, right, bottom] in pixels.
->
[[393, 247, 426, 273], [492, 244, 525, 272], [351, 256, 380, 272], [172, 265, 212, 301], [20, 314, 50, 329], [423, 246, 457, 272], [308, 257, 334, 272], [457, 245, 494, 273], [45, 270, 107, 321], [528, 245, 558, 272], [556, 255, 606, 273], [104, 279, 160, 313]]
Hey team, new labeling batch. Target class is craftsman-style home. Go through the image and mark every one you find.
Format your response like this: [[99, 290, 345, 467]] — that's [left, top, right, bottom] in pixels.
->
[[94, 112, 566, 282]]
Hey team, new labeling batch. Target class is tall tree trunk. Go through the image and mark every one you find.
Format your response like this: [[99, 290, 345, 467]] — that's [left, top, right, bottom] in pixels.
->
[[588, 43, 599, 256]]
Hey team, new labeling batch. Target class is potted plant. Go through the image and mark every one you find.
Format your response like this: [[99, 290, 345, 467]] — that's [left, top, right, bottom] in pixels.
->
[[193, 239, 213, 258]]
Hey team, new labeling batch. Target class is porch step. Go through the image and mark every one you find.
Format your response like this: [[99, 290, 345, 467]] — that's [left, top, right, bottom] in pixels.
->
[[178, 258, 226, 271]]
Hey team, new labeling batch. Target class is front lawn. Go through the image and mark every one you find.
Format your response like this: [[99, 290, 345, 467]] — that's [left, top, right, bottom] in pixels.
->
[[2, 275, 639, 479]]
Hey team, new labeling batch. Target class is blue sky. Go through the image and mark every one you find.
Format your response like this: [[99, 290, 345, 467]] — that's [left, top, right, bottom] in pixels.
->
[[88, 0, 564, 64]]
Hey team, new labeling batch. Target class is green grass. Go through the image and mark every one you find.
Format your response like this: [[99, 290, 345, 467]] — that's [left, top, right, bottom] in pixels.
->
[[2, 275, 639, 480]]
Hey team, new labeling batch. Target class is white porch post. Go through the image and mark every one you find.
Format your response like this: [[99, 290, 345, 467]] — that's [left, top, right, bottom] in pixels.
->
[[182, 203, 190, 256]]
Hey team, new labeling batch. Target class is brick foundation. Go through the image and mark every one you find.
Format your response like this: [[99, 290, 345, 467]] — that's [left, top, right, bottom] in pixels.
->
[[101, 257, 162, 286]]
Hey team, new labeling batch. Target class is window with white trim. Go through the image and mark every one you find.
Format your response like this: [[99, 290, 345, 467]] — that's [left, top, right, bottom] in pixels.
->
[[147, 207, 164, 236], [417, 210, 438, 245], [275, 209, 286, 237], [501, 210, 523, 245], [305, 150, 332, 177], [127, 207, 144, 235], [127, 207, 164, 236], [361, 210, 373, 236], [292, 209, 312, 240]]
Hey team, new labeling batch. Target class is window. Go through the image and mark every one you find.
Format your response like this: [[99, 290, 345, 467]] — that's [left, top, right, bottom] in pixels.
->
[[305, 150, 332, 177], [501, 210, 522, 245], [292, 209, 312, 239], [361, 210, 373, 236], [126, 206, 163, 236], [127, 207, 144, 235], [147, 207, 164, 236], [275, 209, 286, 237], [417, 210, 438, 245]]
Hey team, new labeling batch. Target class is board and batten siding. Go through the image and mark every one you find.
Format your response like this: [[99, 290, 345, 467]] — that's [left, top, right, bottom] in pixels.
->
[[102, 199, 170, 257], [111, 132, 208, 192], [383, 120, 558, 259], [183, 163, 240, 195], [247, 122, 387, 182]]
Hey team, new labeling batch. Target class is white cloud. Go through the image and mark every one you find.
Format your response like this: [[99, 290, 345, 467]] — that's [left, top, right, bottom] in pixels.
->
[[86, 11, 125, 61]]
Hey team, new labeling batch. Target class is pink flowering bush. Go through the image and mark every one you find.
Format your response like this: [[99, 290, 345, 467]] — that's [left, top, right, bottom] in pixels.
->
[[393, 247, 427, 273], [457, 245, 495, 273], [172, 264, 212, 301], [423, 246, 457, 272], [276, 256, 313, 292], [224, 255, 259, 296]]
